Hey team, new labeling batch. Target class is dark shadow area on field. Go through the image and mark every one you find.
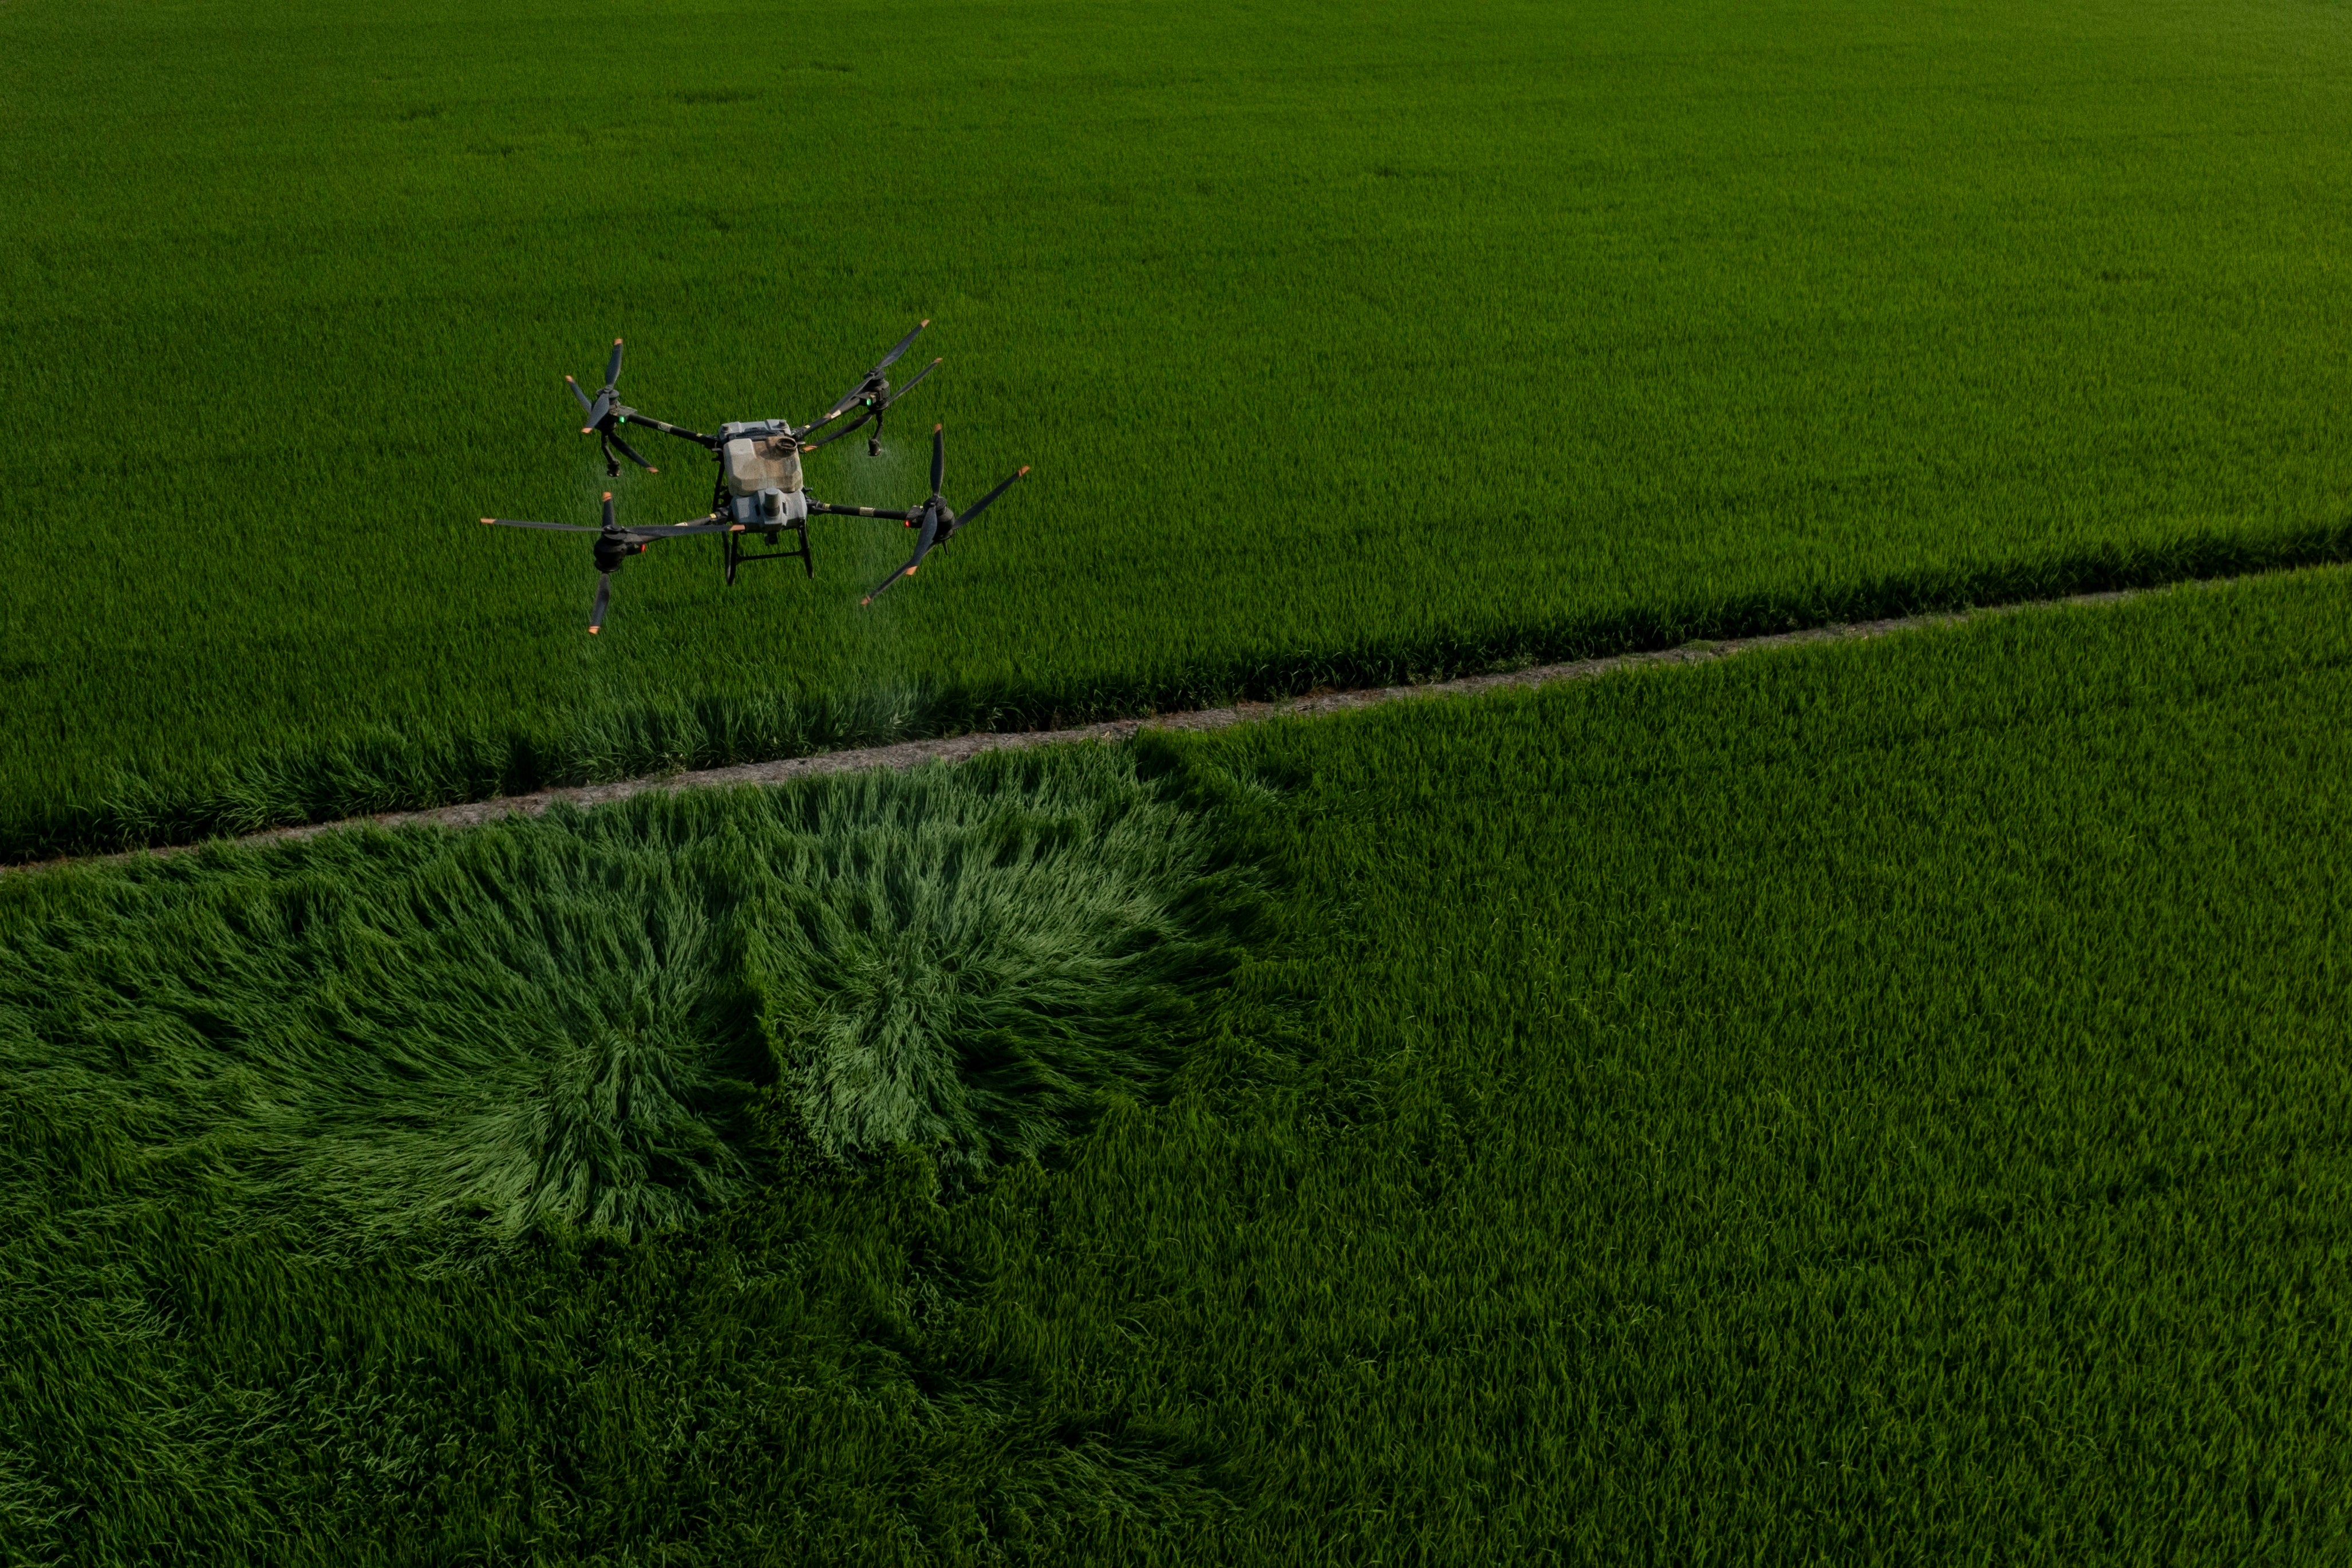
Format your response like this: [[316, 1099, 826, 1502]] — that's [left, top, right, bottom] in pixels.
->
[[7, 519, 2349, 862], [0, 749, 1276, 1561]]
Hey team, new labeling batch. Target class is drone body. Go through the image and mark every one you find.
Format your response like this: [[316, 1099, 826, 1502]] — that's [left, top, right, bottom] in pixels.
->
[[482, 323, 1028, 631]]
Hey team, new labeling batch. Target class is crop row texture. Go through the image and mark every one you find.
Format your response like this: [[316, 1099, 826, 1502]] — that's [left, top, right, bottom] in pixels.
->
[[3, 567, 2346, 1560], [5, 0, 2351, 856]]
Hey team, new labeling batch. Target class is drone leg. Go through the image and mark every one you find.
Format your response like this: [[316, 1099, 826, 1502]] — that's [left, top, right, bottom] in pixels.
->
[[600, 434, 621, 479], [868, 408, 885, 458]]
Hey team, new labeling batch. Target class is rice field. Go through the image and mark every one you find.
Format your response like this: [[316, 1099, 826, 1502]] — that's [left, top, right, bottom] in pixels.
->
[[5, 0, 2346, 1555], [7, 567, 2347, 1563], [6, 0, 2351, 856]]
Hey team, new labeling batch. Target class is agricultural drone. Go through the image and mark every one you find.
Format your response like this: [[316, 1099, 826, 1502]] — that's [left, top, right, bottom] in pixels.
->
[[480, 322, 1029, 632]]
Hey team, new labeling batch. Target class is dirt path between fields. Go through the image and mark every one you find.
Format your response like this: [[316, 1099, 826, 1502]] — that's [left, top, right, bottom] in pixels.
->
[[0, 580, 2216, 875]]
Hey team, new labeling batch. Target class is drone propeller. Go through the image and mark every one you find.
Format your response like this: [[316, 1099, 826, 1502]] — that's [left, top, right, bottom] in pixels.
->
[[863, 503, 941, 606], [563, 339, 662, 476], [802, 356, 930, 451], [809, 321, 931, 429], [482, 491, 742, 633], [568, 338, 625, 431], [803, 351, 944, 456], [861, 425, 1031, 605], [802, 323, 944, 461]]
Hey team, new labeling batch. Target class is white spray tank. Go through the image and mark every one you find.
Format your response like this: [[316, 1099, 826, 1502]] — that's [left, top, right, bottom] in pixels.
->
[[720, 426, 807, 526]]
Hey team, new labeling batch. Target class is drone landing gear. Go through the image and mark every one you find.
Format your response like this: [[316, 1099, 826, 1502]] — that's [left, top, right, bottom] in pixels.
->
[[867, 409, 886, 458], [724, 521, 814, 584]]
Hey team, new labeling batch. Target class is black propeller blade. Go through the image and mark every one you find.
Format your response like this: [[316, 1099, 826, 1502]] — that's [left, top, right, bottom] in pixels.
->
[[589, 573, 613, 635], [946, 465, 1031, 538], [893, 356, 942, 401], [863, 503, 941, 606], [928, 422, 945, 496], [603, 429, 658, 474], [567, 337, 626, 432], [873, 321, 926, 376]]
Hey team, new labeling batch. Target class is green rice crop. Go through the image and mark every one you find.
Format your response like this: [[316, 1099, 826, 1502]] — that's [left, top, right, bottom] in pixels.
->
[[0, 748, 1251, 1563], [5, 569, 2347, 1562], [6, 0, 2351, 855]]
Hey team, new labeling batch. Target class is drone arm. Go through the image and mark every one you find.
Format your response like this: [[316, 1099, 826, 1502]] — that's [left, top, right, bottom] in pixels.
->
[[807, 499, 918, 522], [621, 516, 745, 542], [624, 414, 721, 449], [802, 409, 874, 451], [806, 373, 882, 432]]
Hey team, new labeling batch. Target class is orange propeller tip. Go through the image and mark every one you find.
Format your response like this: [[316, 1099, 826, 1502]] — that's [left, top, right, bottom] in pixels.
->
[[588, 626, 601, 635], [602, 491, 613, 500], [581, 427, 594, 435], [480, 517, 494, 524], [919, 318, 930, 327], [1017, 465, 1031, 476], [613, 337, 623, 345], [648, 467, 659, 473], [933, 422, 943, 432]]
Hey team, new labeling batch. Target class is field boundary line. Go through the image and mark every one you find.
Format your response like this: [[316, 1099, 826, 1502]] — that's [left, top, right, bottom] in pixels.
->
[[0, 574, 2302, 874]]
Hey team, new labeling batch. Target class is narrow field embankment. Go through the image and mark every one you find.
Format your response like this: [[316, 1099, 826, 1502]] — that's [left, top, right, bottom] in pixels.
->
[[9, 570, 2324, 875]]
